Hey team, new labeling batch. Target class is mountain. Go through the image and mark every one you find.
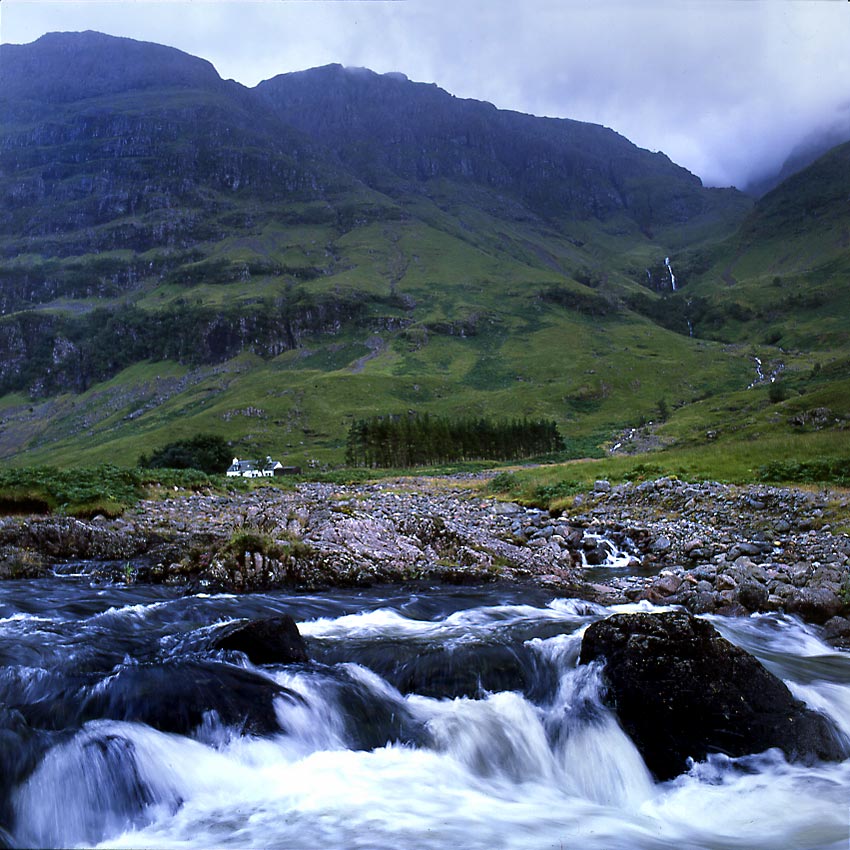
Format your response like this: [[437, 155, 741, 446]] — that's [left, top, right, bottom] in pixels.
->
[[0, 31, 844, 470], [256, 63, 733, 233]]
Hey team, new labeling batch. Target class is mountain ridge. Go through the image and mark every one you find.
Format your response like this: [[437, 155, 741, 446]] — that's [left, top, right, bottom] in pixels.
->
[[0, 30, 224, 103]]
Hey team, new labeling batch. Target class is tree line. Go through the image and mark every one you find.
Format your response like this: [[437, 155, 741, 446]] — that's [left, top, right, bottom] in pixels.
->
[[345, 413, 563, 468]]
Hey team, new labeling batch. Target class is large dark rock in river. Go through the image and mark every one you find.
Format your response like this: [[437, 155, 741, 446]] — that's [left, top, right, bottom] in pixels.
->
[[579, 612, 847, 780], [210, 615, 309, 665], [76, 661, 300, 737]]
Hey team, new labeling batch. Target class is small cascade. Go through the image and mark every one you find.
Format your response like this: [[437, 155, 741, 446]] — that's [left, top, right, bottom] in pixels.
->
[[747, 356, 765, 389], [748, 356, 784, 389], [579, 532, 635, 569], [664, 257, 677, 291]]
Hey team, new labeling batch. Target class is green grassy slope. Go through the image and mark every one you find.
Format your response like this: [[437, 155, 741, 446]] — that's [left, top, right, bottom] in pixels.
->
[[3, 206, 761, 469]]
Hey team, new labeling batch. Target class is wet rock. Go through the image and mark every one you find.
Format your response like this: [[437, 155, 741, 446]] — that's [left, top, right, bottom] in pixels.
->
[[210, 615, 309, 665], [737, 581, 770, 612], [0, 547, 50, 580], [715, 573, 738, 591], [822, 616, 850, 649], [315, 667, 429, 750], [650, 535, 671, 553], [785, 587, 844, 625], [0, 707, 52, 837], [686, 591, 718, 614], [579, 612, 847, 780], [727, 542, 767, 560], [77, 661, 300, 737], [392, 642, 531, 699], [583, 540, 615, 566], [313, 637, 532, 700], [652, 573, 682, 596]]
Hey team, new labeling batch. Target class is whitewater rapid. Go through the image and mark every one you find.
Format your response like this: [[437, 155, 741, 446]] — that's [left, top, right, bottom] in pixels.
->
[[1, 578, 848, 849]]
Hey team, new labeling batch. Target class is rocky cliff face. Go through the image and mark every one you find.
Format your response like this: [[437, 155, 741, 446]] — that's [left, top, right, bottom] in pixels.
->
[[256, 63, 723, 229], [1, 75, 345, 261], [0, 294, 376, 396]]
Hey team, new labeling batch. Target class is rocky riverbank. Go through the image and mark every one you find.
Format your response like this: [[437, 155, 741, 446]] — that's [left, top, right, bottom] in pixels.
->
[[1, 474, 848, 644]]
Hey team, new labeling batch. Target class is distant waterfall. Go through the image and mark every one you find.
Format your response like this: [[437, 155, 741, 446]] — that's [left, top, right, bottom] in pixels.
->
[[664, 257, 676, 291]]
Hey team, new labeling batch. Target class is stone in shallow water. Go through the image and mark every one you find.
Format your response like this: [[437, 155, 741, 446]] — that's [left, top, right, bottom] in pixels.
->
[[579, 611, 848, 780], [211, 615, 309, 664]]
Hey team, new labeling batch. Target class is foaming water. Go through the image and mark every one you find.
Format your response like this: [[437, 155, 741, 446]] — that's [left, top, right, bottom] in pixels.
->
[[0, 577, 848, 849]]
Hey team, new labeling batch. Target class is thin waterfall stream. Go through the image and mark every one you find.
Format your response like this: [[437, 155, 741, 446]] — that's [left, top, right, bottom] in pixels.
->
[[1, 573, 848, 849]]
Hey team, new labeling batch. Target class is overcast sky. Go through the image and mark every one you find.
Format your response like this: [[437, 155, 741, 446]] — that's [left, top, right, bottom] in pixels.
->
[[2, 0, 850, 190]]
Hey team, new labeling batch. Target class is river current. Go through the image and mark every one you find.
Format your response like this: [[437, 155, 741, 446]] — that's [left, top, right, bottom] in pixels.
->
[[1, 573, 848, 849]]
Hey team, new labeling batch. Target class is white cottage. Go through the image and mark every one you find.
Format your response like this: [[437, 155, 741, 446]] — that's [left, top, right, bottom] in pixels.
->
[[227, 456, 294, 477], [226, 457, 262, 478]]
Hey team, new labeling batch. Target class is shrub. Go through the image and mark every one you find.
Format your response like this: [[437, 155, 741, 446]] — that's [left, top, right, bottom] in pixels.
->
[[757, 459, 850, 487], [488, 472, 521, 494], [768, 382, 789, 404], [531, 480, 581, 505], [0, 465, 222, 517]]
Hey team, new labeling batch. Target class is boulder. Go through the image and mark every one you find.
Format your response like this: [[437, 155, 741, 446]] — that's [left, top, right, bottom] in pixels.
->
[[686, 590, 718, 614], [71, 661, 301, 737], [785, 587, 844, 625], [583, 540, 615, 566], [211, 615, 309, 665], [652, 573, 682, 596], [312, 638, 533, 700], [0, 708, 52, 838], [737, 580, 770, 612], [650, 535, 671, 554], [579, 612, 847, 780], [822, 616, 850, 649]]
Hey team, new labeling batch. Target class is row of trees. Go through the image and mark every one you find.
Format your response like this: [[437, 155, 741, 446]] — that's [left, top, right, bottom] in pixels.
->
[[345, 413, 563, 468]]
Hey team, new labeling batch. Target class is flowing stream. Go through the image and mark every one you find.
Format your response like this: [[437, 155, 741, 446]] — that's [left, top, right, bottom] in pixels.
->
[[1, 573, 848, 849]]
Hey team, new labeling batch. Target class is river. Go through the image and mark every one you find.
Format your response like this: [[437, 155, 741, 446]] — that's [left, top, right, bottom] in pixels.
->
[[1, 571, 848, 849]]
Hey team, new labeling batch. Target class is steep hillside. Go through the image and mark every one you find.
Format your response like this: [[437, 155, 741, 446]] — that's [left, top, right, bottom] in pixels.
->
[[678, 141, 850, 352], [615, 141, 850, 470], [6, 31, 836, 471]]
